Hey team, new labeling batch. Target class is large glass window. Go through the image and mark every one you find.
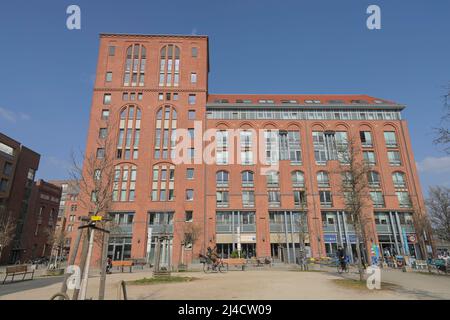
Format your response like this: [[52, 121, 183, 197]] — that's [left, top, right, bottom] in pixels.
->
[[317, 171, 330, 187], [392, 172, 406, 188], [154, 106, 177, 160], [241, 171, 254, 187], [384, 131, 398, 147], [117, 105, 141, 160], [159, 45, 180, 87], [124, 44, 146, 86], [216, 171, 229, 187], [291, 171, 305, 188]]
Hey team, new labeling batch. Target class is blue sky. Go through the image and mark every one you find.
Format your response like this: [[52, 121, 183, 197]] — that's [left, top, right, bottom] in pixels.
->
[[0, 0, 449, 195]]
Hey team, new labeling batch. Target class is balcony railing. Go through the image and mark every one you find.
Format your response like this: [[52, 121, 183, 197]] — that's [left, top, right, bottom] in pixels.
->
[[149, 224, 174, 234], [401, 224, 415, 233], [385, 140, 398, 148], [242, 182, 254, 188], [216, 224, 256, 233], [269, 223, 306, 233], [111, 224, 133, 234], [375, 224, 392, 234], [322, 224, 338, 232], [268, 201, 281, 208]]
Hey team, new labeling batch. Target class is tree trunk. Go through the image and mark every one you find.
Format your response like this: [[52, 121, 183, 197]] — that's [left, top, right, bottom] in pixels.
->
[[98, 230, 109, 300]]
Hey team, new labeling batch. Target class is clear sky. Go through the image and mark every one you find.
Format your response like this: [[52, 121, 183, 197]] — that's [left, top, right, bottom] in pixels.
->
[[0, 0, 449, 196]]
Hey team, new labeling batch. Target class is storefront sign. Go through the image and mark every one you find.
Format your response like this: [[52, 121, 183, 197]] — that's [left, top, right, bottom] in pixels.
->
[[324, 234, 337, 243], [407, 234, 417, 243], [240, 234, 256, 243]]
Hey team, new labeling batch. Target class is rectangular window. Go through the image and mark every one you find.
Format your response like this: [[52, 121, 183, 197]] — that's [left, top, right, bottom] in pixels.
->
[[363, 151, 376, 165], [188, 94, 196, 105], [268, 191, 281, 207], [370, 191, 385, 208], [360, 131, 373, 147], [216, 191, 229, 207], [3, 162, 13, 176], [0, 179, 8, 192], [96, 148, 105, 159], [185, 210, 193, 222], [106, 72, 113, 82], [190, 73, 197, 84], [186, 168, 194, 179], [108, 46, 115, 56], [188, 110, 196, 120], [173, 93, 179, 101], [319, 191, 332, 207], [188, 128, 195, 139], [192, 47, 198, 57], [158, 93, 164, 101], [384, 131, 398, 147], [242, 191, 255, 207], [388, 151, 401, 166], [396, 191, 412, 207], [294, 191, 306, 207], [103, 94, 111, 105], [186, 189, 194, 201], [99, 128, 107, 139], [101, 109, 110, 120]]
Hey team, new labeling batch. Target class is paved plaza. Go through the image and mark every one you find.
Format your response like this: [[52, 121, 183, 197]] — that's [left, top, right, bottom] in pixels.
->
[[1, 266, 449, 300]]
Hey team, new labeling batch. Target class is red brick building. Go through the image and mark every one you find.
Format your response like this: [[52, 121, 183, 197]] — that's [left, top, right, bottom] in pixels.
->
[[75, 34, 432, 268], [49, 180, 79, 257], [0, 133, 61, 264]]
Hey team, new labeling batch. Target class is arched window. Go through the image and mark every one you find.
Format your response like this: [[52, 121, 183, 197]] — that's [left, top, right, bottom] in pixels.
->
[[266, 171, 279, 187], [113, 164, 137, 202], [151, 164, 175, 202], [367, 171, 381, 187], [159, 45, 180, 87], [124, 44, 146, 86], [117, 105, 141, 160], [241, 171, 254, 187], [317, 171, 330, 187], [154, 106, 177, 160], [216, 171, 229, 187], [291, 171, 305, 188], [392, 172, 406, 188]]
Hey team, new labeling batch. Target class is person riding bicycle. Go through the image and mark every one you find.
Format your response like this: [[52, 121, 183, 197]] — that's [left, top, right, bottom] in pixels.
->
[[337, 246, 347, 271], [207, 246, 220, 268]]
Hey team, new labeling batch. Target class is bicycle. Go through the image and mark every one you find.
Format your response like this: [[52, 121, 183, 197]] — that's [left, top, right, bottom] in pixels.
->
[[337, 258, 349, 274], [199, 254, 228, 273]]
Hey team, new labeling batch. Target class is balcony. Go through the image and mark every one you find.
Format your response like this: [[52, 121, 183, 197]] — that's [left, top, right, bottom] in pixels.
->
[[322, 224, 338, 232], [111, 224, 133, 234], [269, 223, 305, 233], [149, 224, 174, 234], [400, 224, 415, 233], [375, 224, 392, 234], [216, 224, 256, 233]]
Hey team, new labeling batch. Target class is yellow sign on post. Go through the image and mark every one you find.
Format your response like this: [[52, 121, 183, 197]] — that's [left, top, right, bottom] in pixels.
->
[[91, 216, 102, 221]]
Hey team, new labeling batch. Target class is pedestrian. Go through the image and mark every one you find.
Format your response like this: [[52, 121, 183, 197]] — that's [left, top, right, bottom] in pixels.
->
[[106, 256, 112, 274]]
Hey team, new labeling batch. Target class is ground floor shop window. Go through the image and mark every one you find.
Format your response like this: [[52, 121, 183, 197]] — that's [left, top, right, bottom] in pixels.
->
[[216, 243, 256, 259], [108, 237, 132, 261]]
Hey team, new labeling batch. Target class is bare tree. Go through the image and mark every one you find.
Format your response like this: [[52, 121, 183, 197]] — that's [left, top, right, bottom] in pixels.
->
[[0, 206, 15, 261], [68, 119, 117, 300], [434, 85, 450, 154], [426, 186, 450, 243], [411, 204, 433, 260], [336, 134, 372, 281], [295, 188, 308, 269], [46, 226, 68, 269], [178, 223, 202, 268]]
